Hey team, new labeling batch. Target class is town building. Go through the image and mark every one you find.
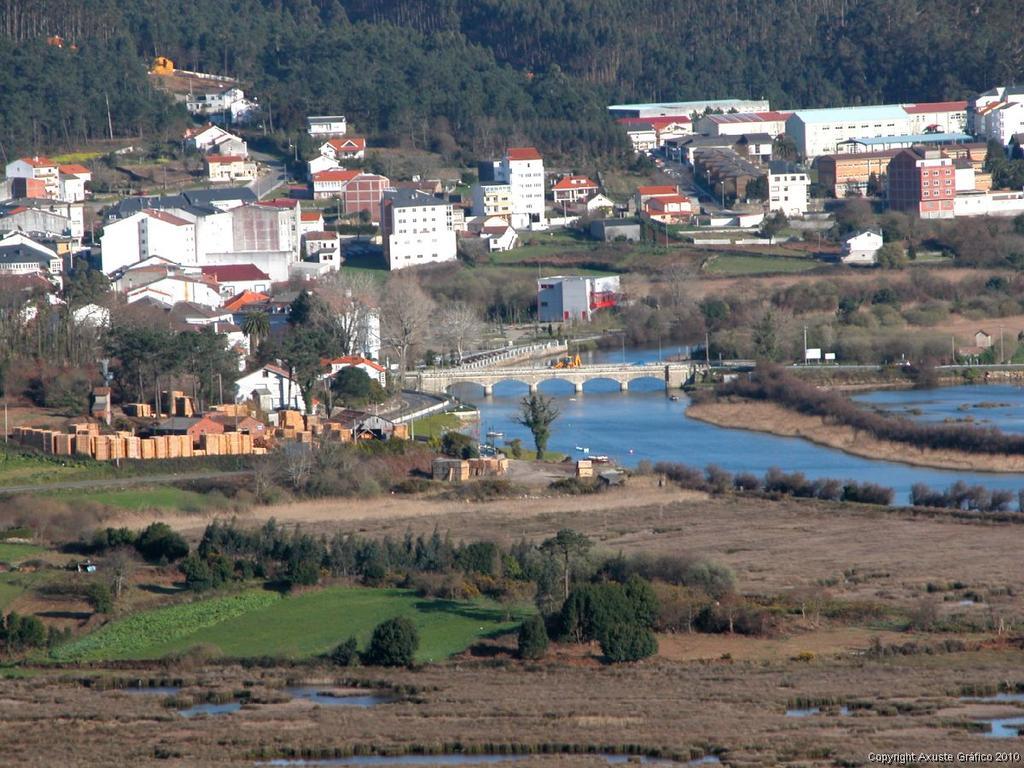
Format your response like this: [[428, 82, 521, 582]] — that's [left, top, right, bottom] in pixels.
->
[[585, 194, 616, 216], [153, 415, 224, 446], [320, 137, 366, 161], [815, 150, 901, 196], [302, 231, 343, 268], [608, 98, 771, 119], [235, 364, 304, 411], [537, 275, 621, 323], [306, 115, 348, 137], [471, 183, 513, 218], [836, 132, 973, 154], [307, 154, 341, 178], [953, 189, 1024, 218], [57, 165, 92, 202], [5, 156, 60, 199], [841, 230, 884, 265], [478, 219, 518, 252], [767, 161, 810, 216], [969, 87, 1024, 144], [887, 147, 955, 219], [666, 133, 774, 165], [0, 232, 63, 281], [200, 264, 272, 298], [312, 168, 359, 199], [205, 155, 257, 183], [634, 185, 680, 212], [380, 189, 457, 270], [0, 200, 80, 241], [340, 173, 390, 223], [184, 124, 247, 156], [644, 194, 694, 224], [552, 175, 599, 204], [692, 148, 764, 201], [497, 147, 545, 228], [901, 101, 968, 134], [125, 273, 223, 309], [185, 86, 257, 124], [694, 111, 792, 138], [786, 106, 913, 159], [589, 219, 641, 242], [620, 121, 658, 153]]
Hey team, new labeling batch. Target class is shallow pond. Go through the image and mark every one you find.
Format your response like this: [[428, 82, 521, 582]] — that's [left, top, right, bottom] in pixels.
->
[[285, 687, 394, 707], [179, 701, 243, 718]]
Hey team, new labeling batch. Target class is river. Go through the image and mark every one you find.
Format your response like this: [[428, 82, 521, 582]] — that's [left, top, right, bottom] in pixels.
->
[[451, 348, 1024, 505]]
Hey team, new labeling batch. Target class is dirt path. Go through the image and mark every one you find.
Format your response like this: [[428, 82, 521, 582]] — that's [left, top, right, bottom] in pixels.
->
[[105, 479, 705, 534], [687, 398, 1024, 472]]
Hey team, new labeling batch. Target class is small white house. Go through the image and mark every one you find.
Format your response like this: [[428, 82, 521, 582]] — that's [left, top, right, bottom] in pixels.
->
[[319, 137, 366, 161], [303, 231, 342, 267], [841, 230, 884, 265], [481, 221, 518, 252], [308, 154, 341, 178], [585, 193, 616, 215], [235, 363, 304, 411], [205, 155, 257, 183], [307, 115, 348, 137]]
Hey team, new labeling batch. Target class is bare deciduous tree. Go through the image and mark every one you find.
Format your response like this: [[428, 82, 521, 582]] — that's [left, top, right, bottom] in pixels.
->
[[437, 301, 483, 362], [106, 547, 138, 600], [315, 271, 381, 357], [381, 274, 434, 373]]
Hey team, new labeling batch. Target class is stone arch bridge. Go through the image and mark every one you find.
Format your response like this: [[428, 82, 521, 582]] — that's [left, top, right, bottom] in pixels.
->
[[412, 362, 701, 396]]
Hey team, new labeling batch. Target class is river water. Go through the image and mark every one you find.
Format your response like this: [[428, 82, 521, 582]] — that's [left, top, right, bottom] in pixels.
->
[[452, 348, 1024, 505]]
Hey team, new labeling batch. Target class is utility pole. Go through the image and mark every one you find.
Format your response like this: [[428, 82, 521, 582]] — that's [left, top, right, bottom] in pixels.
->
[[803, 325, 808, 363], [104, 92, 114, 140], [1000, 326, 1005, 363]]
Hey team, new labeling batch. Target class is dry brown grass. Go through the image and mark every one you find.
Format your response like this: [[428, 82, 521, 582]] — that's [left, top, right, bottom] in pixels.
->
[[3, 651, 1024, 766]]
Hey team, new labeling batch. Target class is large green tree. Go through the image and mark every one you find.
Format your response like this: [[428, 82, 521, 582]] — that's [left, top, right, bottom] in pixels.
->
[[514, 394, 559, 460]]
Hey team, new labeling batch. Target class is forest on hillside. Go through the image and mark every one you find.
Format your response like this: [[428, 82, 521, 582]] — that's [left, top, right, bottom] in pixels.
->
[[1, 0, 1023, 159]]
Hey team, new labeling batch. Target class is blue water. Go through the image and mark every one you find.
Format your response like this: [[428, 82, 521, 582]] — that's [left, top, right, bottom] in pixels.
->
[[285, 687, 392, 707], [456, 350, 1024, 505], [179, 701, 242, 718]]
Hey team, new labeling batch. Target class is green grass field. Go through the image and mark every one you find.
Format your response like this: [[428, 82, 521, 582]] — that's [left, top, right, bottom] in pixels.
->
[[0, 571, 45, 611], [52, 586, 526, 663], [705, 253, 820, 275], [64, 486, 225, 513], [409, 413, 462, 440], [0, 452, 113, 488], [0, 543, 46, 565]]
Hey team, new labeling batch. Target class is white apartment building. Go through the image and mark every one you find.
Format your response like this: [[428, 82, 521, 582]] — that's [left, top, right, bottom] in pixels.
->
[[100, 210, 196, 274], [969, 86, 1024, 140], [497, 147, 545, 228], [205, 155, 257, 183], [786, 105, 914, 159], [0, 232, 62, 279], [381, 189, 457, 271], [472, 183, 513, 218], [767, 162, 810, 217], [902, 101, 968, 134]]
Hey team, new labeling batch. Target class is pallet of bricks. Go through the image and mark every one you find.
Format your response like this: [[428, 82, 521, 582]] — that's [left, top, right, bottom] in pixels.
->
[[201, 432, 254, 455]]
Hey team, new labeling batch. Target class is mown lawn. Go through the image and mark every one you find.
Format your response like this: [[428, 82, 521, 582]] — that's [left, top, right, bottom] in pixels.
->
[[0, 571, 45, 611], [705, 253, 820, 275], [53, 586, 526, 663]]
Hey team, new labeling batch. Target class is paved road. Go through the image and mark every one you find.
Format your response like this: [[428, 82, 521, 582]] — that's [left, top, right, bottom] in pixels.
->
[[0, 469, 254, 496], [248, 151, 288, 199]]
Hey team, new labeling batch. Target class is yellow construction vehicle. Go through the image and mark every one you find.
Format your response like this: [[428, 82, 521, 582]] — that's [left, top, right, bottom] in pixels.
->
[[551, 353, 583, 369]]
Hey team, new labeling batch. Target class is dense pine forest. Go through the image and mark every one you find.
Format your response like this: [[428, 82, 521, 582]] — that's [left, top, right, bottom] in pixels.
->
[[1, 0, 1023, 159]]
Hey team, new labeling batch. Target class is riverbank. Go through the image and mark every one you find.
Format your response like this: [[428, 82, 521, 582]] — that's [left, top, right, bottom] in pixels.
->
[[686, 397, 1024, 473]]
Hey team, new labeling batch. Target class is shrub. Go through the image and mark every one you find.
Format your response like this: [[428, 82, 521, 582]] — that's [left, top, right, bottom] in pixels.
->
[[517, 615, 549, 660], [135, 523, 188, 563], [86, 583, 114, 614], [0, 612, 48, 655], [733, 472, 761, 492], [441, 432, 479, 459], [328, 637, 360, 666], [600, 623, 657, 662], [365, 617, 419, 667]]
